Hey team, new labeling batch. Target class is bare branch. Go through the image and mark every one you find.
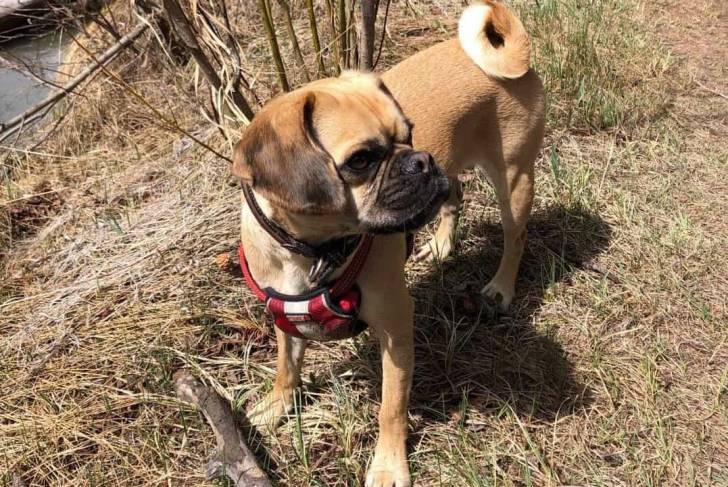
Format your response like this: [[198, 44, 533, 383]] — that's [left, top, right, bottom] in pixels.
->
[[274, 0, 310, 82], [337, 0, 347, 69], [373, 0, 391, 69], [163, 0, 255, 118], [257, 0, 290, 92], [304, 0, 326, 76], [359, 0, 378, 70], [346, 0, 357, 68], [324, 0, 340, 74]]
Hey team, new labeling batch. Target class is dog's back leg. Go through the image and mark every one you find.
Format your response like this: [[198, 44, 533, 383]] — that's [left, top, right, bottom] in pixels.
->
[[479, 157, 534, 310], [413, 175, 463, 262]]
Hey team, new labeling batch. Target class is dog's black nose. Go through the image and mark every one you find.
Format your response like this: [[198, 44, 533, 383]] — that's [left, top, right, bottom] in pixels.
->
[[402, 151, 434, 175]]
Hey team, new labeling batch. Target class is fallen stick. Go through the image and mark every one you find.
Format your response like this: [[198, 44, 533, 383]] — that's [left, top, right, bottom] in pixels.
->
[[173, 370, 271, 487], [0, 21, 149, 141]]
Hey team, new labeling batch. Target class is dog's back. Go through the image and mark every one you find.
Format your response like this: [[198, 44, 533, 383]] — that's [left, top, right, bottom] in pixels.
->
[[382, 2, 546, 175]]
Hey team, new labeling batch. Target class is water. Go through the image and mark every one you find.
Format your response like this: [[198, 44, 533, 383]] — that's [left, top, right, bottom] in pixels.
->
[[0, 32, 63, 123]]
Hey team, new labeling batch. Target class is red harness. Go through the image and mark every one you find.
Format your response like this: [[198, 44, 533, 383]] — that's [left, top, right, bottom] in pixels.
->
[[239, 235, 374, 341]]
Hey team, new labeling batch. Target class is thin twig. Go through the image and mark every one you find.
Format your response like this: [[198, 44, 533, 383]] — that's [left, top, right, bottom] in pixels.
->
[[275, 0, 311, 82], [163, 0, 255, 119], [373, 0, 391, 69], [257, 0, 290, 92], [694, 77, 728, 100], [66, 23, 233, 162], [304, 0, 326, 75]]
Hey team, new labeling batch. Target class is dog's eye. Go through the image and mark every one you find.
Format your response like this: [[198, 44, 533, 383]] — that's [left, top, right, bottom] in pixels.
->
[[345, 149, 380, 171]]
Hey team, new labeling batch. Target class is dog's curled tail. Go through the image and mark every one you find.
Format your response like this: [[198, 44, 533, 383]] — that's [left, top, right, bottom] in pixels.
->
[[458, 1, 530, 79]]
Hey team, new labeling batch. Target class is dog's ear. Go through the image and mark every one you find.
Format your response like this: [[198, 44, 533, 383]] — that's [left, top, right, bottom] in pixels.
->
[[231, 133, 254, 184], [231, 92, 344, 214]]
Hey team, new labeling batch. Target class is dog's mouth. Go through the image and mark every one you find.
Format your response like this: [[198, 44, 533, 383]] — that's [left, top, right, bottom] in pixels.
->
[[361, 172, 451, 234]]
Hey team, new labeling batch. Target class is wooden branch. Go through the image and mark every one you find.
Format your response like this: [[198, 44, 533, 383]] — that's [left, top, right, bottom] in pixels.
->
[[163, 0, 255, 119], [215, 0, 254, 104], [257, 0, 290, 92], [359, 0, 378, 70], [372, 0, 390, 68], [324, 0, 340, 74], [337, 0, 347, 69], [694, 77, 728, 100], [304, 0, 325, 75], [0, 21, 149, 141], [275, 0, 310, 82], [174, 370, 272, 487], [346, 0, 357, 68]]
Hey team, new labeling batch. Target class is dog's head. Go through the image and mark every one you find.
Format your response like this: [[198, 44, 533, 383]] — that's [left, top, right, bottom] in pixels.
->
[[232, 71, 450, 238]]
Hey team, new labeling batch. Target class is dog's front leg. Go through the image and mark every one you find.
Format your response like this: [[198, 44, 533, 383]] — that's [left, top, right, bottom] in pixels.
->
[[366, 296, 414, 487], [248, 327, 307, 431]]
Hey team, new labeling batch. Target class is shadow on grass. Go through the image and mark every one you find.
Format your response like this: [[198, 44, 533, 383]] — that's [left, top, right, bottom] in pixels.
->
[[349, 203, 612, 425], [194, 202, 611, 484]]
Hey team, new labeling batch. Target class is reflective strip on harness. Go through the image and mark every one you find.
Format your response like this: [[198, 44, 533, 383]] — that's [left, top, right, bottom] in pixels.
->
[[239, 235, 374, 341]]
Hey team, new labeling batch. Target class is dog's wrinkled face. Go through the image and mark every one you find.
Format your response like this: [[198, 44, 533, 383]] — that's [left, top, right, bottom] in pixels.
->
[[232, 72, 450, 237]]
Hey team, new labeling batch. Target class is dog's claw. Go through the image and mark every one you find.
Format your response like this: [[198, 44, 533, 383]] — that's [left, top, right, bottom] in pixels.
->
[[413, 236, 452, 263], [365, 466, 411, 487], [246, 391, 293, 432], [366, 443, 410, 487], [481, 278, 514, 310]]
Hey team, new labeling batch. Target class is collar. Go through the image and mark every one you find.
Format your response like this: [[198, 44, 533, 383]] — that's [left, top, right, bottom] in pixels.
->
[[242, 183, 365, 285]]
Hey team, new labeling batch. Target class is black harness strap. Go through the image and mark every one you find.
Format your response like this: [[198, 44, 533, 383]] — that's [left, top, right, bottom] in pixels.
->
[[242, 184, 362, 285]]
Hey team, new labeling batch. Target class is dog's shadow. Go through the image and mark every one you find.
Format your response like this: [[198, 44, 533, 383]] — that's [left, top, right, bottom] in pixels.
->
[[340, 203, 612, 424]]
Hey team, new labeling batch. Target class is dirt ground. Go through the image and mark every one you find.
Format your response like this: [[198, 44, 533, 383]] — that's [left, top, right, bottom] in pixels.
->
[[1, 0, 727, 485]]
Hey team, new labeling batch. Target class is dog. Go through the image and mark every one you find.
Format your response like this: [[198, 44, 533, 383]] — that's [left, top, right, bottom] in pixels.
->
[[232, 2, 543, 485], [233, 71, 450, 486], [383, 0, 546, 309]]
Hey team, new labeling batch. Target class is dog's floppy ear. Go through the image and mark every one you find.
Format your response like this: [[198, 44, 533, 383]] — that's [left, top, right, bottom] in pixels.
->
[[231, 92, 344, 214]]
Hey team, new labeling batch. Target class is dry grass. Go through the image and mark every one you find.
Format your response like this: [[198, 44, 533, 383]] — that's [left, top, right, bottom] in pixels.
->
[[2, 0, 728, 485]]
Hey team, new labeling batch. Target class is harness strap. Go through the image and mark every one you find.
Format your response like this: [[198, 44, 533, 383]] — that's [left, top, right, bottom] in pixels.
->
[[242, 183, 361, 285], [238, 245, 269, 302], [238, 234, 374, 303], [330, 235, 373, 297]]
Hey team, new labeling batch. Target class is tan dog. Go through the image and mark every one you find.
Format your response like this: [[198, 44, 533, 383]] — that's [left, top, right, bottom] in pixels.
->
[[233, 2, 543, 486], [383, 0, 546, 309], [233, 72, 450, 486]]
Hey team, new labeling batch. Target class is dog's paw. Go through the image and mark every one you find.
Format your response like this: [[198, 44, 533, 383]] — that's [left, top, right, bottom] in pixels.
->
[[481, 278, 514, 311], [365, 462, 411, 487], [246, 391, 293, 432], [413, 235, 453, 263]]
